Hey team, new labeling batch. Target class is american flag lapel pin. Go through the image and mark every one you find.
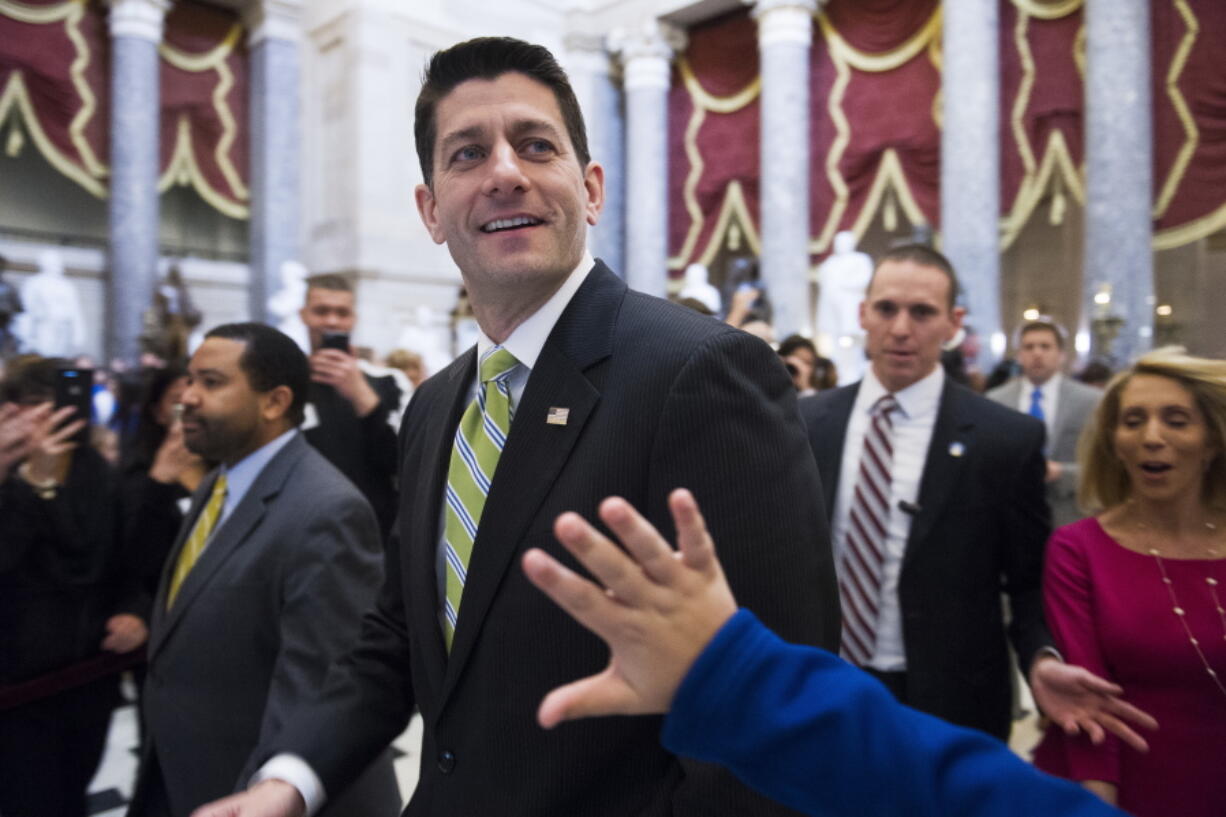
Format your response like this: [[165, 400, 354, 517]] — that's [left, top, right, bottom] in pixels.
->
[[547, 407, 570, 426]]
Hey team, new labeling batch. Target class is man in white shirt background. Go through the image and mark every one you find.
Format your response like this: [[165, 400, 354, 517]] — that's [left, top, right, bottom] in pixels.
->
[[799, 245, 1114, 742]]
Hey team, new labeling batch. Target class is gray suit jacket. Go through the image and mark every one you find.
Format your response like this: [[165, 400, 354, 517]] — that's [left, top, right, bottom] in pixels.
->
[[987, 376, 1101, 527], [132, 433, 400, 817]]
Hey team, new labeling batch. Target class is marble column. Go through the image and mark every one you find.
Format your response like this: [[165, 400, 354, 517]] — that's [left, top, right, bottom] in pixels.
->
[[940, 0, 1002, 368], [611, 21, 686, 298], [565, 35, 626, 277], [753, 0, 817, 338], [107, 0, 170, 364], [1083, 0, 1152, 364], [245, 0, 302, 323]]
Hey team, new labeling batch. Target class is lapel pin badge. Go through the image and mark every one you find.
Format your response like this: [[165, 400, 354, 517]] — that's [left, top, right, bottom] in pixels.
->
[[948, 441, 965, 458], [546, 407, 570, 426]]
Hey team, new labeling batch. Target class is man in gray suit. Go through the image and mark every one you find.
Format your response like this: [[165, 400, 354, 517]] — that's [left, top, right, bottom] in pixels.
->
[[127, 323, 400, 817], [988, 319, 1101, 528]]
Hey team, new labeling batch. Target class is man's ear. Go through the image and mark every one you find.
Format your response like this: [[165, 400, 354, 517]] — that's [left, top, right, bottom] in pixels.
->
[[415, 184, 446, 245], [583, 161, 605, 227], [948, 305, 967, 341], [261, 385, 294, 423]]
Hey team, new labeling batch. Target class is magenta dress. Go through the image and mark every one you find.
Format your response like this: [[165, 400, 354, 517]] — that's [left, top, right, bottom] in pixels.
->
[[1033, 518, 1226, 816]]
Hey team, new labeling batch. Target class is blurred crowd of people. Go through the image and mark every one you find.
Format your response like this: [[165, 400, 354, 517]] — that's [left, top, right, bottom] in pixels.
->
[[2, 33, 1224, 817]]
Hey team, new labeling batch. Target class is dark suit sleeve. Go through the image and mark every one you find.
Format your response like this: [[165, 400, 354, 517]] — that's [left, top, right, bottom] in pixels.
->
[[645, 329, 841, 816], [1001, 417, 1054, 672], [239, 492, 389, 784], [359, 374, 401, 479], [647, 329, 839, 648], [262, 421, 420, 796]]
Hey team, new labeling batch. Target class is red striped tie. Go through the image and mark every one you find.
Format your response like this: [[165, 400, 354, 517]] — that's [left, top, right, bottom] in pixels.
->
[[840, 393, 899, 665]]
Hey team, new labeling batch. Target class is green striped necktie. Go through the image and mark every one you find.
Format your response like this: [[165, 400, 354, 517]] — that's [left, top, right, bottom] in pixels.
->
[[441, 346, 519, 649]]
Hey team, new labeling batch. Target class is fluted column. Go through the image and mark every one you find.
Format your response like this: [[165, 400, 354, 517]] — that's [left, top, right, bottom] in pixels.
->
[[611, 21, 686, 298], [107, 0, 170, 364], [753, 0, 817, 337], [1082, 0, 1152, 364], [940, 0, 1002, 367], [245, 0, 302, 323], [564, 35, 626, 277]]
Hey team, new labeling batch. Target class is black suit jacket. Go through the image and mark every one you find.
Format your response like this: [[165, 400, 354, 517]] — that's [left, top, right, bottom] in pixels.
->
[[271, 261, 839, 816], [800, 378, 1051, 739], [305, 372, 401, 538]]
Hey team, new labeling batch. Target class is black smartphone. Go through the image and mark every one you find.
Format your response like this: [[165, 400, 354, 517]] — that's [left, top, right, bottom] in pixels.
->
[[321, 331, 350, 353], [54, 367, 93, 445]]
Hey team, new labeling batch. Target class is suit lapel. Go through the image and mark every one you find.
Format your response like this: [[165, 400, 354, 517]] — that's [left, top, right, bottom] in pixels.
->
[[407, 347, 477, 693], [807, 385, 858, 515], [1051, 376, 1075, 444], [441, 263, 622, 701], [905, 381, 974, 564], [148, 435, 305, 660], [1000, 379, 1022, 410]]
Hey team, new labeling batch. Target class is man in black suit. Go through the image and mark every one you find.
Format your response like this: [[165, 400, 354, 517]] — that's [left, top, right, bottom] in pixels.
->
[[800, 244, 1114, 741], [128, 323, 398, 817], [299, 274, 401, 537], [197, 37, 838, 817]]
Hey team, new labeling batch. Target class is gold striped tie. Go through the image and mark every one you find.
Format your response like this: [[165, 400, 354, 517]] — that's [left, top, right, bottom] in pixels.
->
[[167, 473, 228, 609]]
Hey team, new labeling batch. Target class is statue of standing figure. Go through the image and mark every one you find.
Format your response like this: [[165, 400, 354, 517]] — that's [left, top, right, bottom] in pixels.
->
[[678, 263, 722, 315], [141, 261, 203, 363], [816, 231, 872, 385], [13, 249, 86, 358], [268, 260, 311, 353]]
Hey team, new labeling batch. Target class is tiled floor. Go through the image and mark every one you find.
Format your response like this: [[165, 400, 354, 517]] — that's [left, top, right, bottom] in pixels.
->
[[86, 679, 423, 817], [85, 675, 1042, 816]]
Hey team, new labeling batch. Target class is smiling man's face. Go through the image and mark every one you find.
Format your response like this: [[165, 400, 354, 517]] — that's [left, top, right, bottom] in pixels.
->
[[414, 71, 604, 301]]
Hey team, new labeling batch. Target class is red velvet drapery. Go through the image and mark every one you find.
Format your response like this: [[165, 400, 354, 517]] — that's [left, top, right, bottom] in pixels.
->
[[0, 0, 249, 218], [667, 0, 1226, 268]]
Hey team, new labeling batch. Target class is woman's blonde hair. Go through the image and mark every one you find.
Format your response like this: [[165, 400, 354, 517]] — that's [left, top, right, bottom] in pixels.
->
[[1078, 347, 1226, 513]]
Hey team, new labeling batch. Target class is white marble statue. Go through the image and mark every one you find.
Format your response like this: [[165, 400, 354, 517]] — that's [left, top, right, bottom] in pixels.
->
[[678, 263, 722, 315], [14, 249, 86, 357], [816, 231, 872, 385], [268, 259, 311, 352]]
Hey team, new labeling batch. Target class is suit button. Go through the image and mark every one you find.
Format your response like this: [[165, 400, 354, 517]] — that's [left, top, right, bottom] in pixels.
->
[[437, 749, 456, 774]]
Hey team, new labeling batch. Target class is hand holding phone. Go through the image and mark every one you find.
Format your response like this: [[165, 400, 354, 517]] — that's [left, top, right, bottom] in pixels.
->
[[54, 367, 92, 446]]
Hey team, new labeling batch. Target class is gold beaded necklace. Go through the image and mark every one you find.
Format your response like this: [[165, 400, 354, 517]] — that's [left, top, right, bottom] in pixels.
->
[[1134, 516, 1226, 700]]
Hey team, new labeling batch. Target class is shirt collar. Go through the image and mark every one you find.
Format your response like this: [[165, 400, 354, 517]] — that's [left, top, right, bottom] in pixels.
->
[[1027, 372, 1062, 397], [475, 252, 594, 372], [220, 427, 298, 510], [860, 363, 945, 420]]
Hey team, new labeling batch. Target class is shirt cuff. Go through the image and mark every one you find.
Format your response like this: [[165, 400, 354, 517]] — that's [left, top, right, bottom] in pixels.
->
[[250, 753, 327, 817]]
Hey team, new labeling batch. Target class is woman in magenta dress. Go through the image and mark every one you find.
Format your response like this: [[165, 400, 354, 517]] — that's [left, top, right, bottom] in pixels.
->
[[1034, 349, 1226, 816]]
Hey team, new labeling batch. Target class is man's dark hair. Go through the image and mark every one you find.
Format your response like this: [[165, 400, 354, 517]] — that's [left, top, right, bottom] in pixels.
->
[[777, 334, 818, 359], [414, 37, 590, 188], [205, 323, 309, 426], [869, 244, 961, 311], [305, 273, 353, 294], [0, 355, 62, 403], [1017, 318, 1066, 349]]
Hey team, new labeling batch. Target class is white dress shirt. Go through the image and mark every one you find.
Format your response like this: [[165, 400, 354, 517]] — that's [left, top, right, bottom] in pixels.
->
[[832, 365, 944, 671]]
